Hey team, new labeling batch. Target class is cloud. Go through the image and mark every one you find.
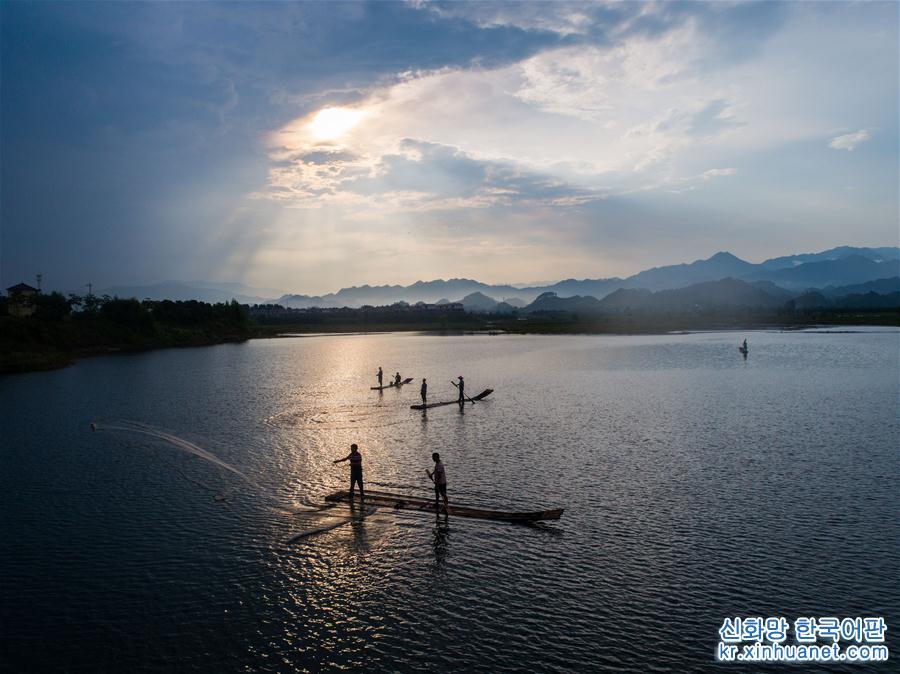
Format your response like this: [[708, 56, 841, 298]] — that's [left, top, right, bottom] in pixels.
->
[[258, 0, 897, 239], [3, 0, 896, 293], [701, 168, 738, 179], [261, 19, 762, 211], [414, 0, 638, 38], [828, 129, 872, 151], [261, 134, 601, 213]]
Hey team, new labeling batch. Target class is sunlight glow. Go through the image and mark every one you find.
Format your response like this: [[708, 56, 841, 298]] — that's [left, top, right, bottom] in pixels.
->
[[307, 107, 365, 141]]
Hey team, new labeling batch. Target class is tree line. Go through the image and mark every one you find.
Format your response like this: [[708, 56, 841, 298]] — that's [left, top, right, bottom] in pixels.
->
[[0, 293, 250, 330]]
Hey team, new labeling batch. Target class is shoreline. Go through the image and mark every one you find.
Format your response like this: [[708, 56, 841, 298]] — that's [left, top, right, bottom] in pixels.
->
[[3, 317, 898, 376]]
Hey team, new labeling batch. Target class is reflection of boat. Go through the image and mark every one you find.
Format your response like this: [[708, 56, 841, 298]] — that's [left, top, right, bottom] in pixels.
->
[[324, 489, 563, 522], [371, 377, 413, 390], [410, 388, 494, 409]]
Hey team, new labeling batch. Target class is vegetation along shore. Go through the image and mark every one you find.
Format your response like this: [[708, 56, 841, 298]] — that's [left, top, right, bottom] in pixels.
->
[[2, 279, 897, 375]]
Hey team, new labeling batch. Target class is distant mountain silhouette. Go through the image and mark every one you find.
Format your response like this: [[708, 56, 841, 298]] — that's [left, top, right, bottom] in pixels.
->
[[760, 246, 900, 271], [596, 288, 654, 310], [276, 279, 530, 308], [660, 278, 787, 309], [591, 278, 785, 312], [103, 245, 899, 307], [821, 276, 900, 297], [791, 291, 831, 310], [541, 277, 623, 299], [747, 280, 795, 302], [523, 292, 603, 314], [622, 252, 757, 291], [743, 255, 899, 289], [836, 291, 900, 309], [789, 288, 900, 310], [519, 276, 898, 314], [457, 291, 500, 313]]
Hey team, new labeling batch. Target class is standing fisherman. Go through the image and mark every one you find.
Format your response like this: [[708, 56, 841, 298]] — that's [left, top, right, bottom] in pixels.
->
[[426, 452, 449, 515], [451, 375, 465, 403], [420, 378, 428, 405], [334, 443, 364, 504], [377, 367, 383, 387]]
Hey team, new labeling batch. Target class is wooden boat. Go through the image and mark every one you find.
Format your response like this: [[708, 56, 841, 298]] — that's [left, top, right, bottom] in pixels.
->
[[738, 346, 749, 355], [371, 377, 413, 390], [410, 388, 493, 410], [324, 488, 563, 522]]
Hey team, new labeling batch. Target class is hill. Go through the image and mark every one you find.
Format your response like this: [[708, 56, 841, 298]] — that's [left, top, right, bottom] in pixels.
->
[[97, 245, 900, 308]]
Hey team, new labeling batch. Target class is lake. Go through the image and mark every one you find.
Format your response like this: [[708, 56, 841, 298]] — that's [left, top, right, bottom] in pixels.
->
[[2, 329, 898, 672]]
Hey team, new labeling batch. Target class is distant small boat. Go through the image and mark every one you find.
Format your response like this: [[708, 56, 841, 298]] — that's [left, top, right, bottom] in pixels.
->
[[738, 346, 749, 355], [324, 489, 563, 522], [371, 377, 413, 390], [410, 388, 493, 409]]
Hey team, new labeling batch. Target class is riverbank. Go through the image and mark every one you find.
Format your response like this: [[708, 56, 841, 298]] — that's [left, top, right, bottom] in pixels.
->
[[0, 315, 255, 374], [256, 308, 899, 336], [4, 308, 897, 375]]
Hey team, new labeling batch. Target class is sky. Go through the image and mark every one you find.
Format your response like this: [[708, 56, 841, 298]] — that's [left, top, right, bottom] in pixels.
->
[[1, 1, 897, 295]]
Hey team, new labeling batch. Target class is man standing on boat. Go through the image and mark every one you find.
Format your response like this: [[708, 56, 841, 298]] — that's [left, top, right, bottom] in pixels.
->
[[420, 378, 427, 405], [334, 443, 364, 504], [426, 452, 449, 515], [452, 375, 465, 403], [377, 367, 383, 387]]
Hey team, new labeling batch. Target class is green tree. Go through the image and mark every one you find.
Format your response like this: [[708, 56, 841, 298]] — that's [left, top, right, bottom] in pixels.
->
[[100, 298, 155, 332], [33, 292, 71, 321]]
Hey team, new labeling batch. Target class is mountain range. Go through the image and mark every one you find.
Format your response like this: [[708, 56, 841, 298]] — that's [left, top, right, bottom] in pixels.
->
[[96, 246, 899, 308], [518, 276, 899, 315], [274, 246, 899, 308]]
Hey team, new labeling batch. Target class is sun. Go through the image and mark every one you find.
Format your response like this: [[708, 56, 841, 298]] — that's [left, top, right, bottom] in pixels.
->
[[307, 107, 365, 141]]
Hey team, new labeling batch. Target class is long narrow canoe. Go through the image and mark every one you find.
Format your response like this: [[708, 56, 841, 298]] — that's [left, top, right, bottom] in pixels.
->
[[410, 388, 494, 410], [371, 377, 413, 390], [324, 488, 563, 522]]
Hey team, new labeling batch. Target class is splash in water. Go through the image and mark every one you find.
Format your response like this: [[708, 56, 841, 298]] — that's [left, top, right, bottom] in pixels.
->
[[94, 420, 317, 513]]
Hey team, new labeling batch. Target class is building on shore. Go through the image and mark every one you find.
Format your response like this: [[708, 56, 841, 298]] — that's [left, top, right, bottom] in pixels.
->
[[6, 282, 40, 317]]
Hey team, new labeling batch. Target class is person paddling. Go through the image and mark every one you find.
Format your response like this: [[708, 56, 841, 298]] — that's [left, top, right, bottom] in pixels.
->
[[426, 452, 449, 515], [452, 375, 465, 403], [420, 378, 427, 405], [394, 372, 402, 386], [377, 367, 383, 387], [334, 443, 364, 504]]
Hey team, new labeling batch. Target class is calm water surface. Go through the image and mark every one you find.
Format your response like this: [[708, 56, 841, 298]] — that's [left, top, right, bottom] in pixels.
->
[[2, 330, 898, 672]]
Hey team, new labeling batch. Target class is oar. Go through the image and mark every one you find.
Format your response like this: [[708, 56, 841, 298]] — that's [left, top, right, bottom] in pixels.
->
[[451, 381, 476, 405]]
